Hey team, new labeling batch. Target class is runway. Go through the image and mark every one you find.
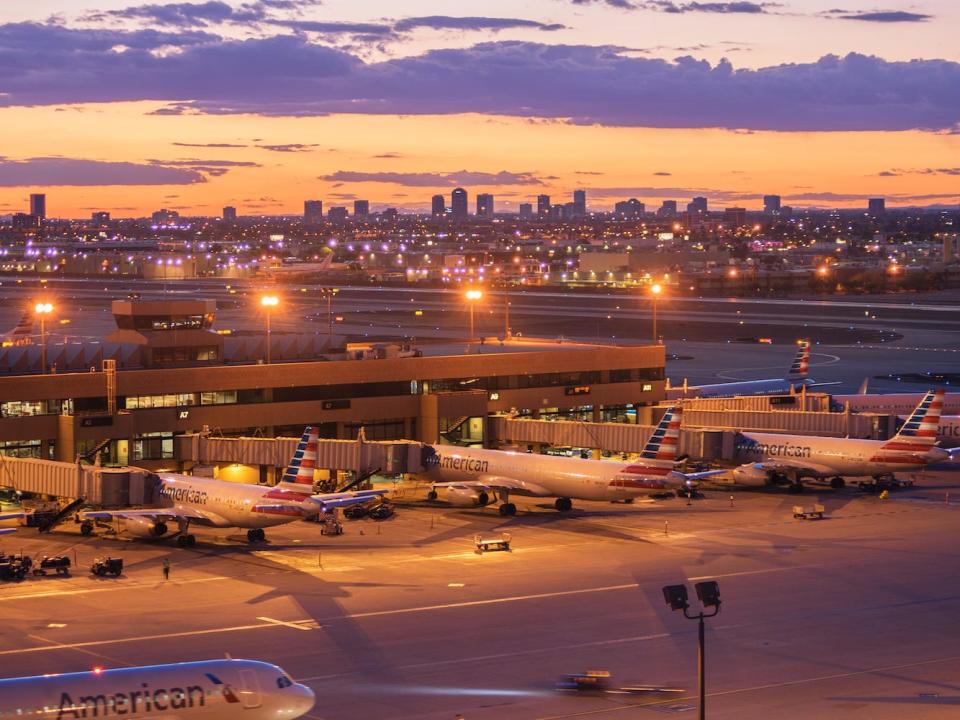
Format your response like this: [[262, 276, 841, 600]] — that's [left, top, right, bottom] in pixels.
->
[[3, 473, 960, 719]]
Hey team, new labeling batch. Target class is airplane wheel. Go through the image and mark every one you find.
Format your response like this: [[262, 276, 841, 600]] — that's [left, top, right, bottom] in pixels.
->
[[186, 534, 196, 547], [787, 483, 803, 494], [247, 529, 265, 543], [80, 522, 93, 536], [499, 503, 517, 517], [427, 490, 438, 501], [177, 535, 189, 547], [555, 497, 573, 512], [830, 477, 845, 490], [477, 491, 490, 506]]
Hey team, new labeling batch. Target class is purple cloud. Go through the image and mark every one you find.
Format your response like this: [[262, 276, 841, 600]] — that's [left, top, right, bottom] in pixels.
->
[[833, 11, 931, 23], [84, 0, 322, 27], [393, 16, 565, 32], [319, 170, 544, 186], [1, 27, 958, 132], [645, 1, 773, 13], [255, 143, 318, 152], [173, 141, 247, 147], [0, 157, 205, 186]]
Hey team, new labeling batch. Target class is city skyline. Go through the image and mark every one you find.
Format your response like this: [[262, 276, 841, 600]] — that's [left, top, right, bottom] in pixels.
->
[[0, 0, 958, 216]]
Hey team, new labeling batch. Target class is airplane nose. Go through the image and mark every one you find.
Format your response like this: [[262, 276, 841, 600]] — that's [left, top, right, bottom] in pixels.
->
[[291, 683, 316, 716]]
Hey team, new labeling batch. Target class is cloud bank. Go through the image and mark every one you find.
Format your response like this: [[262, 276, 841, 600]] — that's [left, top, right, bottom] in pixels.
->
[[0, 157, 207, 186]]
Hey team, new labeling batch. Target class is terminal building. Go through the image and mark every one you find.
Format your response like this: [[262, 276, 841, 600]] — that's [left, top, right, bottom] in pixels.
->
[[0, 298, 666, 475]]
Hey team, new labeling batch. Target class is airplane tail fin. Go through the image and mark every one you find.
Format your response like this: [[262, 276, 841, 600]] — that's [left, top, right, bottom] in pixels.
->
[[858, 377, 870, 395], [885, 389, 944, 448], [622, 406, 682, 474], [279, 426, 319, 488], [786, 340, 810, 380]]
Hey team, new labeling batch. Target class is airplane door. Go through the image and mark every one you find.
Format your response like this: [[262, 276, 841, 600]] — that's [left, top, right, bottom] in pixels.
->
[[239, 670, 262, 708]]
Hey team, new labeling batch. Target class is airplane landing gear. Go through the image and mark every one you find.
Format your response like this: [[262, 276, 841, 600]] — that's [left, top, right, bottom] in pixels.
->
[[555, 497, 573, 512], [247, 528, 266, 543], [177, 534, 196, 548], [830, 476, 846, 490], [499, 503, 517, 517], [787, 482, 804, 494], [427, 489, 438, 501], [80, 521, 94, 536]]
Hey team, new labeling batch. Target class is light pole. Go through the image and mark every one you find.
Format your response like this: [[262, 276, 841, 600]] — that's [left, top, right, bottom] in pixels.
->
[[465, 289, 482, 343], [650, 283, 662, 343], [34, 302, 53, 374], [260, 295, 279, 364], [320, 287, 339, 338], [662, 580, 722, 720]]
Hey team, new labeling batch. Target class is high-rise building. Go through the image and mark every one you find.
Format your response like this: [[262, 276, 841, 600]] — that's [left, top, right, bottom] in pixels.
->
[[451, 188, 468, 220], [687, 196, 708, 214], [724, 207, 747, 226], [353, 200, 369, 217], [537, 194, 551, 219], [328, 206, 348, 223], [431, 194, 446, 217], [222, 206, 237, 222], [476, 193, 494, 218], [657, 200, 677, 218], [91, 211, 111, 224], [572, 190, 586, 217], [29, 193, 46, 219], [382, 208, 399, 222], [304, 200, 323, 226], [614, 198, 645, 218], [518, 203, 533, 220], [151, 208, 180, 224], [868, 198, 886, 216], [763, 194, 781, 215]]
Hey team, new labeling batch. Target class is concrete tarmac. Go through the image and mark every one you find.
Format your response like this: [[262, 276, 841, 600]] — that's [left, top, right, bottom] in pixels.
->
[[3, 473, 960, 719]]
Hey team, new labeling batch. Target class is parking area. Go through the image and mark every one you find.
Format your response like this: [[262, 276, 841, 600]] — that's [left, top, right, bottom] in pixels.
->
[[2, 471, 960, 719]]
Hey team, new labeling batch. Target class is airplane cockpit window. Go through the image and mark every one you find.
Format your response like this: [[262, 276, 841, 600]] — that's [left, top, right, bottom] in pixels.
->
[[276, 676, 293, 688]]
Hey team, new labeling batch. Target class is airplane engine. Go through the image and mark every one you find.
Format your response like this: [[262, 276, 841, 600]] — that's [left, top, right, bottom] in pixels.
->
[[443, 486, 491, 507], [732, 463, 773, 487], [124, 517, 170, 538]]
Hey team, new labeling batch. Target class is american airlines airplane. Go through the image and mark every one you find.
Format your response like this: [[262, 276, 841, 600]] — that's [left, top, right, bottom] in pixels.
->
[[0, 511, 24, 535], [424, 406, 723, 516], [666, 341, 829, 399], [833, 390, 960, 416], [732, 389, 950, 491], [79, 427, 383, 545], [0, 658, 315, 720]]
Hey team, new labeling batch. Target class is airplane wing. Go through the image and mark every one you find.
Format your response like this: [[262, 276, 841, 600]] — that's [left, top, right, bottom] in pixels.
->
[[738, 458, 838, 477], [0, 511, 24, 533], [432, 474, 553, 497], [309, 492, 386, 513], [673, 469, 728, 482], [80, 507, 231, 527]]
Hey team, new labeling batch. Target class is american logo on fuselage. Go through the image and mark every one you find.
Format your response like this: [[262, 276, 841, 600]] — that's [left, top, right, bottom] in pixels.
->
[[737, 439, 812, 458], [437, 455, 490, 473], [57, 683, 206, 719], [160, 485, 209, 504]]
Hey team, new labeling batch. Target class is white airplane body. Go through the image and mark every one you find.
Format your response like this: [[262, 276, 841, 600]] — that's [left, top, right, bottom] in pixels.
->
[[0, 659, 314, 720], [732, 389, 949, 489], [834, 391, 960, 415], [0, 511, 24, 535], [423, 406, 723, 515], [80, 427, 383, 544], [667, 341, 818, 400]]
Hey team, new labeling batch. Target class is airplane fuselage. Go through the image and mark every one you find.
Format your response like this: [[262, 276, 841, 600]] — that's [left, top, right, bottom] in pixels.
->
[[734, 431, 947, 477], [421, 445, 682, 501], [0, 659, 314, 720], [835, 392, 960, 415], [667, 377, 801, 400]]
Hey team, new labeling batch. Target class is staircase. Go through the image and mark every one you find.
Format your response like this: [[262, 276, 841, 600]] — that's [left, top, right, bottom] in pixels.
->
[[38, 496, 87, 533]]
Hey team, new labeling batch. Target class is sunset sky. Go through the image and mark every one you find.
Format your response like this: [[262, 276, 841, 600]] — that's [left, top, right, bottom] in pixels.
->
[[1, 0, 958, 217]]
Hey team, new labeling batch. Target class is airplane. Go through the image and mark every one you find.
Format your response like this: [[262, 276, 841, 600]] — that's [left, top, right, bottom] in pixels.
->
[[0, 658, 314, 720], [424, 406, 724, 516], [666, 340, 834, 399], [262, 251, 364, 282], [833, 390, 960, 416], [79, 427, 385, 545], [1, 310, 35, 347], [731, 389, 950, 492]]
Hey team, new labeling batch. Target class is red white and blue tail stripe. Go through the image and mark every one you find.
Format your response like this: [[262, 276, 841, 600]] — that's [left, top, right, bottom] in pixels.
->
[[621, 406, 682, 477], [870, 389, 944, 462], [787, 340, 810, 380], [280, 426, 319, 486]]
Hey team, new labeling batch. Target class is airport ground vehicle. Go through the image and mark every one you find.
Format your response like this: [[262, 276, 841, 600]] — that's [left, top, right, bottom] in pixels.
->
[[32, 555, 70, 576], [0, 553, 30, 581], [91, 556, 123, 576]]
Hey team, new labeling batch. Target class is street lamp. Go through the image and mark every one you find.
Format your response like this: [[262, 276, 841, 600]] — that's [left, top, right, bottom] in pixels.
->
[[319, 287, 339, 338], [662, 580, 721, 720], [260, 295, 279, 364], [34, 302, 53, 374], [465, 289, 483, 343], [650, 283, 662, 344]]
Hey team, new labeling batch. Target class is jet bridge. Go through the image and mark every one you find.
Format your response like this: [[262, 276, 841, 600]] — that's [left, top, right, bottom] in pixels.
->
[[0, 455, 156, 506]]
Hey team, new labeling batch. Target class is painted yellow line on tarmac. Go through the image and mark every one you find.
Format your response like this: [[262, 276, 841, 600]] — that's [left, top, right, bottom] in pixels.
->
[[0, 575, 229, 602]]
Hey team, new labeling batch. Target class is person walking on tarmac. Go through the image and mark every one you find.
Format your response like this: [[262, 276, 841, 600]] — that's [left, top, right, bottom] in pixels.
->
[[162, 558, 170, 581]]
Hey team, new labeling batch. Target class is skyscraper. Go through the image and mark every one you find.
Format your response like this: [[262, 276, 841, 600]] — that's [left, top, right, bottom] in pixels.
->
[[222, 206, 237, 222], [304, 200, 323, 226], [657, 200, 677, 218], [763, 194, 781, 215], [451, 188, 468, 220], [431, 194, 445, 217], [537, 194, 551, 219], [614, 198, 644, 218], [91, 211, 110, 224], [518, 203, 533, 220], [328, 206, 348, 223], [687, 196, 708, 214], [29, 193, 46, 219], [353, 200, 370, 217], [724, 207, 747, 226], [476, 193, 494, 218], [572, 190, 586, 217], [868, 198, 886, 216]]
